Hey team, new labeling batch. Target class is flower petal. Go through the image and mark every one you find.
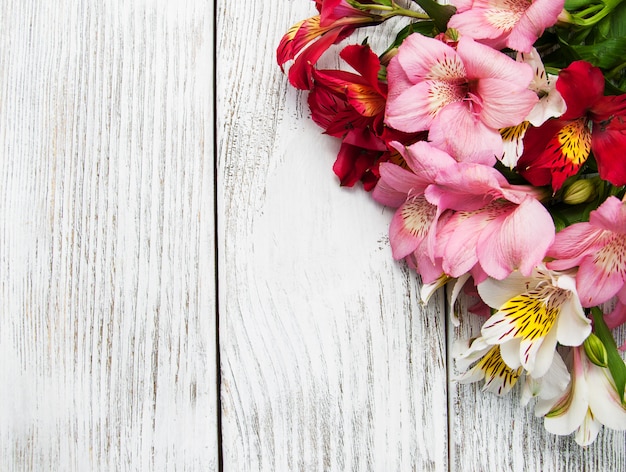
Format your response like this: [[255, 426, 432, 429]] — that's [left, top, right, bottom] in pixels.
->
[[389, 196, 437, 259], [478, 271, 536, 309], [576, 249, 626, 307], [477, 77, 538, 129], [373, 162, 426, 207], [507, 0, 565, 53], [476, 197, 554, 279], [542, 350, 588, 435], [521, 325, 557, 377], [428, 101, 501, 164], [586, 363, 626, 432]]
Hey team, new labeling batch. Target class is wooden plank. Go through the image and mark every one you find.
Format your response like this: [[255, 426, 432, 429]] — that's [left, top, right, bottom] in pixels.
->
[[0, 1, 218, 470], [216, 2, 448, 471], [449, 300, 626, 471]]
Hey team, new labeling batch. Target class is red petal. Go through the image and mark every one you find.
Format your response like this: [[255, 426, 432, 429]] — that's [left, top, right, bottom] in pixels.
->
[[339, 44, 384, 94], [556, 61, 605, 120], [287, 27, 349, 89], [518, 118, 591, 191], [592, 113, 626, 186]]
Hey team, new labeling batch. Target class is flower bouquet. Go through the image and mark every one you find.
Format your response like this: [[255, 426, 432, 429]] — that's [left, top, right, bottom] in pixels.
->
[[277, 0, 626, 445]]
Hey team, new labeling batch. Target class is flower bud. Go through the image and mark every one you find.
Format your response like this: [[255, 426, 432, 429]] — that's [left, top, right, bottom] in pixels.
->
[[562, 179, 597, 205], [583, 333, 608, 368]]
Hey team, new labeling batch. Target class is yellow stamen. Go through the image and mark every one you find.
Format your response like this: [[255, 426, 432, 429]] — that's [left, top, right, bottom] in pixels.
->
[[475, 345, 522, 395], [557, 119, 591, 166], [497, 287, 565, 341]]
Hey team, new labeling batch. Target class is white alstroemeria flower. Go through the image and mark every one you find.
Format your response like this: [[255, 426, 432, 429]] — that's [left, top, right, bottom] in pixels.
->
[[454, 336, 522, 396], [500, 48, 567, 169], [522, 48, 567, 127], [536, 346, 626, 446], [478, 265, 591, 378], [520, 350, 571, 407], [421, 273, 472, 327]]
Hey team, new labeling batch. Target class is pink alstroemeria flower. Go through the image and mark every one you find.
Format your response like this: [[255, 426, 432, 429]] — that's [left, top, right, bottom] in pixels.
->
[[385, 34, 538, 164], [426, 161, 554, 280], [548, 196, 626, 307], [448, 0, 565, 53], [373, 141, 554, 283], [372, 141, 456, 283]]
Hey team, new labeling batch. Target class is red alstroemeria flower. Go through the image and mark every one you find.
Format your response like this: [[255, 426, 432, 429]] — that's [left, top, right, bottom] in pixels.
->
[[308, 44, 423, 189], [518, 61, 626, 191], [277, 0, 383, 89]]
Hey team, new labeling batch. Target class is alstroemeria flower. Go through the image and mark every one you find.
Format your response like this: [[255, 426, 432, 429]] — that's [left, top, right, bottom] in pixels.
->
[[547, 196, 626, 307], [385, 34, 538, 164], [478, 266, 591, 377], [448, 0, 565, 53], [277, 0, 382, 89], [500, 48, 566, 168], [309, 44, 389, 189], [309, 44, 424, 189], [425, 161, 554, 280], [454, 336, 523, 395], [536, 346, 626, 446], [518, 61, 626, 191], [520, 350, 570, 407], [372, 141, 456, 283]]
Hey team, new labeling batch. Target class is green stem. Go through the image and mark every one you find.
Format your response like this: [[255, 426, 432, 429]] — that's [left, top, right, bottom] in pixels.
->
[[569, 0, 625, 27], [606, 61, 626, 79], [347, 0, 429, 19], [382, 7, 429, 20]]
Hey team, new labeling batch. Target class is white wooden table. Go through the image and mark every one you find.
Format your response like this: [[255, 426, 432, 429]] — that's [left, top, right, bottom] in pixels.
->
[[1, 1, 624, 470]]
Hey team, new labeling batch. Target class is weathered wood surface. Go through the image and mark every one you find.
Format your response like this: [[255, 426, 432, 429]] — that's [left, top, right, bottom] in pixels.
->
[[0, 1, 217, 470], [2, 0, 625, 471]]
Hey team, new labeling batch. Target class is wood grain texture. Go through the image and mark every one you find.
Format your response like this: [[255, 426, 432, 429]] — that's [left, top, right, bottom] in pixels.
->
[[0, 1, 217, 470], [216, 2, 448, 472]]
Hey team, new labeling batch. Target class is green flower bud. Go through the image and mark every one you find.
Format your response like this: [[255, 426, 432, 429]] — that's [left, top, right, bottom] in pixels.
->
[[584, 333, 609, 368], [562, 179, 597, 205]]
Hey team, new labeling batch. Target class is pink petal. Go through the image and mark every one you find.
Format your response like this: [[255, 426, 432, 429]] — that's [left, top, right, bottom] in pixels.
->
[[428, 101, 501, 164], [458, 36, 533, 87], [476, 197, 554, 279], [398, 141, 458, 180], [385, 81, 440, 133], [372, 163, 425, 207], [448, 9, 507, 49], [477, 77, 538, 129], [576, 253, 625, 307], [385, 52, 415, 101], [451, 0, 476, 13], [438, 212, 484, 277], [389, 196, 437, 259], [507, 0, 565, 53], [547, 223, 601, 269], [589, 196, 626, 234], [396, 33, 465, 84], [426, 162, 509, 212]]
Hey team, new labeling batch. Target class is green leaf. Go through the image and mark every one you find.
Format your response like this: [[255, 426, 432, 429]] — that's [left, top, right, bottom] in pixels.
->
[[565, 0, 594, 9], [603, 1, 626, 38], [381, 20, 436, 54], [570, 37, 626, 69], [411, 0, 456, 32], [373, 0, 393, 6], [591, 307, 626, 403]]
